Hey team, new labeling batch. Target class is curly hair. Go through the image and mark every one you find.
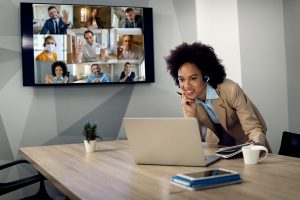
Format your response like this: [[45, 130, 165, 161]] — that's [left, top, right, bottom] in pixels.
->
[[165, 42, 226, 89], [51, 61, 67, 77]]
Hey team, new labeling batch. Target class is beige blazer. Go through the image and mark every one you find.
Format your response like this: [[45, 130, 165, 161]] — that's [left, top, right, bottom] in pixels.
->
[[195, 79, 272, 152]]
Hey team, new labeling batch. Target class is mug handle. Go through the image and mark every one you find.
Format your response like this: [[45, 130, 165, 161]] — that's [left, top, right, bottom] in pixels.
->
[[257, 146, 268, 162]]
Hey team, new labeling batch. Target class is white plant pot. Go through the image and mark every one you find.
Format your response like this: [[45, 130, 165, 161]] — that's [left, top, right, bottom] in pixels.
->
[[84, 140, 97, 153]]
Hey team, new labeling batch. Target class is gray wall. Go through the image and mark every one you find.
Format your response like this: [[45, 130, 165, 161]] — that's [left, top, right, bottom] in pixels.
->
[[283, 0, 300, 133]]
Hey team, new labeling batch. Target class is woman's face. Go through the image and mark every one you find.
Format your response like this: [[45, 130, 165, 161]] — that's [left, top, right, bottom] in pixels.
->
[[55, 66, 63, 77], [178, 62, 206, 100], [92, 9, 97, 17], [45, 38, 56, 52]]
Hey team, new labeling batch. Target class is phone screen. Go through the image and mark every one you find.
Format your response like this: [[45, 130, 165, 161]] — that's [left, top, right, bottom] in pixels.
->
[[183, 169, 232, 179]]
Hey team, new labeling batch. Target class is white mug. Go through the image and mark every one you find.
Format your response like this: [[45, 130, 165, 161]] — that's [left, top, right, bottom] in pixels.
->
[[242, 145, 268, 164]]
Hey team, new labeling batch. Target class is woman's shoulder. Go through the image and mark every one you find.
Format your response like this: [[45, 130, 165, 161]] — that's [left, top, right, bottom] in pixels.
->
[[217, 79, 242, 94], [36, 52, 45, 60], [220, 78, 240, 87]]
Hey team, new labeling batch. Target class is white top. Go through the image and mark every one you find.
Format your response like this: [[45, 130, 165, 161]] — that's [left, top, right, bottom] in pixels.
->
[[78, 42, 101, 63]]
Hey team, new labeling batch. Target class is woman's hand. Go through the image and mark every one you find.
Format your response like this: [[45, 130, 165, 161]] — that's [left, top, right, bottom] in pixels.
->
[[180, 93, 197, 117], [45, 74, 54, 84]]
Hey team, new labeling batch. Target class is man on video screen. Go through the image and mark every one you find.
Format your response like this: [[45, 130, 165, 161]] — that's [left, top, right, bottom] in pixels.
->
[[124, 8, 143, 31], [40, 6, 70, 34], [117, 35, 144, 61], [75, 30, 103, 63]]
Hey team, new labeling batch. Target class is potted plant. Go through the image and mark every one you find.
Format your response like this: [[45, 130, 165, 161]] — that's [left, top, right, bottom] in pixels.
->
[[81, 122, 103, 152]]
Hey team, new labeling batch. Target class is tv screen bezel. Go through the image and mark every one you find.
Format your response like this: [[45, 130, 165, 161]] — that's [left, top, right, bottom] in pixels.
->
[[20, 2, 155, 86]]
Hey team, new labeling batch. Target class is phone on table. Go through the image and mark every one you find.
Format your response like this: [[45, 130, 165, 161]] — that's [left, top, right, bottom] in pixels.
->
[[177, 168, 238, 181], [171, 168, 241, 190]]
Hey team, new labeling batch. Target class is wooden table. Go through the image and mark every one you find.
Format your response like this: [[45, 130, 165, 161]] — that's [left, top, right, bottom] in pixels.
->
[[19, 140, 300, 200]]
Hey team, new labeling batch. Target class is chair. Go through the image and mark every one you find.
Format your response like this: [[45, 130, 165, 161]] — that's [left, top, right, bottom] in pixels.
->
[[0, 159, 52, 199], [278, 131, 300, 158]]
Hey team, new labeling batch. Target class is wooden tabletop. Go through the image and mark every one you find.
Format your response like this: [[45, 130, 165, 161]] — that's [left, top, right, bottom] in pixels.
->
[[19, 140, 300, 200]]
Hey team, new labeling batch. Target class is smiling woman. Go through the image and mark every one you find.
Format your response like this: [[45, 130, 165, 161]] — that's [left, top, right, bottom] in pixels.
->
[[165, 42, 272, 152], [45, 61, 69, 84]]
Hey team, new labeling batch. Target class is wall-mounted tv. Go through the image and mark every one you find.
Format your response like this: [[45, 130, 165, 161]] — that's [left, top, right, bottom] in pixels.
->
[[20, 2, 154, 86]]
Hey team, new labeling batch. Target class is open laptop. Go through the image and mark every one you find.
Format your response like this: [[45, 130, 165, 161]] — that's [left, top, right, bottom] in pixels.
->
[[123, 118, 220, 166]]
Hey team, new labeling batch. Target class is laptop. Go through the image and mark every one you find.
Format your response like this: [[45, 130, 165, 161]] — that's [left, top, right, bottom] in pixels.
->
[[123, 118, 220, 166]]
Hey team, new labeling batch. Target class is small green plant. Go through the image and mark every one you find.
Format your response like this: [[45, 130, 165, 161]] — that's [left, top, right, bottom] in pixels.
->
[[81, 122, 103, 143]]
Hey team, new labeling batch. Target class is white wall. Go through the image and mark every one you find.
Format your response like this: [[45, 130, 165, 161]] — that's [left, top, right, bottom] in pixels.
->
[[196, 0, 289, 153], [238, 0, 289, 153], [196, 0, 242, 85]]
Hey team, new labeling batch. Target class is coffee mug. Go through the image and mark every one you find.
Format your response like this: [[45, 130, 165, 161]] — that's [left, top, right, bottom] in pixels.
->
[[242, 145, 268, 164]]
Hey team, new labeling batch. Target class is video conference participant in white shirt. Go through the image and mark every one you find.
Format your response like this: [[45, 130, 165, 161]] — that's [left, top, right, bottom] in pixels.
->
[[75, 30, 102, 63]]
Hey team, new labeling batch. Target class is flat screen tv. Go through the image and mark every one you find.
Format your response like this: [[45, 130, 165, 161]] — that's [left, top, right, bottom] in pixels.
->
[[20, 2, 154, 86]]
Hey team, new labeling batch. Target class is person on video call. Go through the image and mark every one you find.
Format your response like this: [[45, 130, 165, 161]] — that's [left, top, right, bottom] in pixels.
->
[[87, 8, 102, 29], [75, 30, 102, 63], [117, 35, 144, 60], [165, 42, 271, 152], [124, 8, 143, 30], [40, 6, 70, 34], [36, 35, 57, 61], [86, 63, 110, 83], [120, 62, 135, 82], [45, 61, 69, 84]]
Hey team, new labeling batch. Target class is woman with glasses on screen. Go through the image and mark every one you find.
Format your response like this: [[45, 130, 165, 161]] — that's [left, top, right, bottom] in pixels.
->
[[165, 42, 271, 152]]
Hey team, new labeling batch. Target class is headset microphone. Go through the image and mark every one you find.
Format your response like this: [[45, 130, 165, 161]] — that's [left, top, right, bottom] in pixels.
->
[[177, 75, 210, 99], [204, 75, 210, 83], [195, 75, 210, 95]]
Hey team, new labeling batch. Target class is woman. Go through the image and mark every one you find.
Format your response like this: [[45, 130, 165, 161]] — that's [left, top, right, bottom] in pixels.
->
[[45, 61, 68, 84], [165, 42, 271, 151], [87, 9, 101, 29], [36, 35, 58, 61]]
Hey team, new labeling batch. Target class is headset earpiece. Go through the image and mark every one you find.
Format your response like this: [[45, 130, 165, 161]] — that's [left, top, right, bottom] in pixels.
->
[[204, 75, 210, 82]]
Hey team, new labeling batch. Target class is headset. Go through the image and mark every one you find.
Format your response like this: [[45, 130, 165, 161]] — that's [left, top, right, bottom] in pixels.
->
[[43, 41, 57, 47], [204, 75, 210, 83], [43, 42, 57, 47], [176, 74, 210, 89], [195, 75, 210, 92], [43, 36, 57, 47]]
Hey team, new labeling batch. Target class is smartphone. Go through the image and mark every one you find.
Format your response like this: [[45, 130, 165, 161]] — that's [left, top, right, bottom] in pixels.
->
[[171, 168, 241, 190], [176, 168, 238, 181]]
